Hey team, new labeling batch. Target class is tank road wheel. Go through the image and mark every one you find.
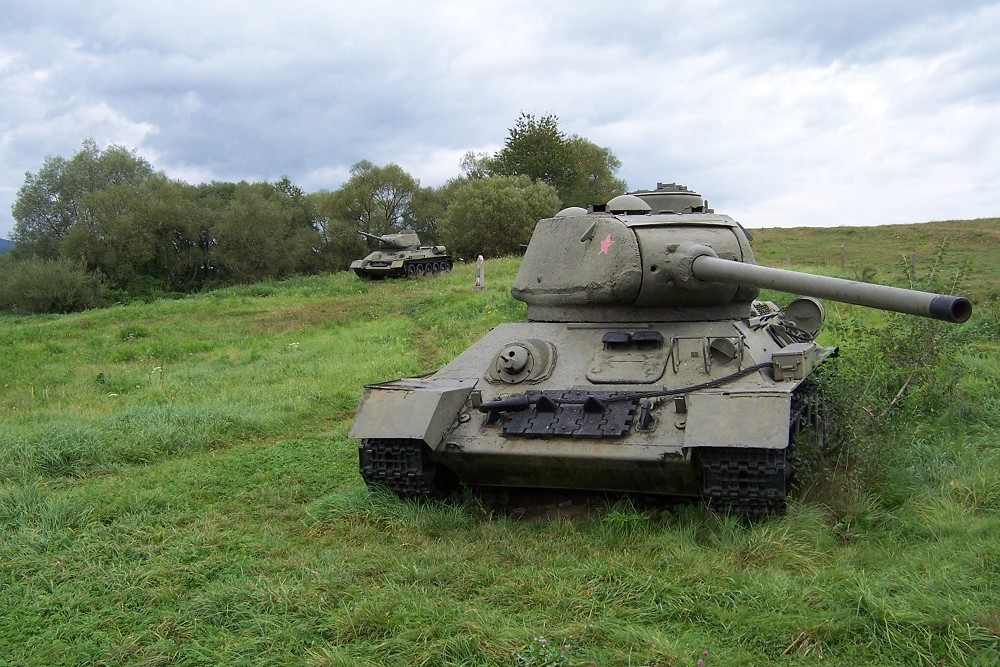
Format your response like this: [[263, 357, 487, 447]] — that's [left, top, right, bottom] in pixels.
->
[[442, 259, 452, 272], [358, 438, 456, 498], [698, 447, 787, 518], [431, 262, 440, 274], [405, 264, 418, 279]]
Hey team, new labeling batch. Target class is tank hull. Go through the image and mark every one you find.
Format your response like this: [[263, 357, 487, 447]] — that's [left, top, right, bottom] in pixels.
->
[[351, 314, 833, 516], [350, 250, 453, 279]]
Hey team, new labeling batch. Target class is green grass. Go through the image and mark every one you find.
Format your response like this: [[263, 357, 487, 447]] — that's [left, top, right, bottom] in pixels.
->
[[1, 224, 999, 666], [752, 218, 1000, 302]]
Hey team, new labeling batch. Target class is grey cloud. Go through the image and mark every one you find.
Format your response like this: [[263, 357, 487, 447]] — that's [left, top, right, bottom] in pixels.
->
[[2, 1, 999, 238]]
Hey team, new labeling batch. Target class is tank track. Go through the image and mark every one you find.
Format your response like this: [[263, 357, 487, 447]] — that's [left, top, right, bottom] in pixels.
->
[[401, 258, 453, 278], [697, 383, 828, 518], [355, 258, 452, 280], [699, 447, 787, 518], [358, 438, 450, 498]]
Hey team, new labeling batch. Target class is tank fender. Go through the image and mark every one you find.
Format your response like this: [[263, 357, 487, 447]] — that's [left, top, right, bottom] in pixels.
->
[[349, 377, 477, 446], [684, 392, 791, 449]]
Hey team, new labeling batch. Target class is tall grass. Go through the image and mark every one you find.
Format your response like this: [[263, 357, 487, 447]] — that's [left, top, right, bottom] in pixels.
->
[[1, 230, 998, 666]]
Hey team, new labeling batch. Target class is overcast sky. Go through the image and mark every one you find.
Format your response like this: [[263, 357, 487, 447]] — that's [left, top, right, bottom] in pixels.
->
[[2, 1, 999, 239]]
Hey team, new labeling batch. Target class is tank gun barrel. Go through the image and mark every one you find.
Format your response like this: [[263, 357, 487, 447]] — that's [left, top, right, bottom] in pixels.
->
[[358, 230, 384, 241], [691, 255, 972, 323]]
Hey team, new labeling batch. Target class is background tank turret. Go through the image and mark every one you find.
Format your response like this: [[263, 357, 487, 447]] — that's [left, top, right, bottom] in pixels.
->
[[350, 229, 452, 279], [349, 185, 972, 517]]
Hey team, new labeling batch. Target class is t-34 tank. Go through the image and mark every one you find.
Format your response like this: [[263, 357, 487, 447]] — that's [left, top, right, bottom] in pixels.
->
[[350, 230, 452, 279], [349, 183, 972, 516]]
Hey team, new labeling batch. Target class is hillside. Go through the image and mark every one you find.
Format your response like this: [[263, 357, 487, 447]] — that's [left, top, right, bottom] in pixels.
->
[[751, 218, 1000, 303], [0, 238, 13, 254], [0, 221, 998, 666]]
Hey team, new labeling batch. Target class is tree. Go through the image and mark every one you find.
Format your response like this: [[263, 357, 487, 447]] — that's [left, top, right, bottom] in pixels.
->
[[560, 136, 628, 208], [403, 179, 468, 242], [490, 113, 570, 189], [304, 190, 366, 272], [274, 175, 314, 229], [333, 160, 419, 237], [11, 140, 155, 259], [60, 176, 219, 293], [62, 182, 158, 287], [488, 113, 627, 208], [459, 151, 492, 180], [10, 154, 70, 259], [209, 181, 300, 284], [141, 179, 214, 291], [438, 175, 561, 259]]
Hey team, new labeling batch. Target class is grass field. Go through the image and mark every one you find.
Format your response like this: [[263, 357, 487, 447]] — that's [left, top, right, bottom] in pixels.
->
[[1, 219, 998, 666], [751, 217, 1000, 303]]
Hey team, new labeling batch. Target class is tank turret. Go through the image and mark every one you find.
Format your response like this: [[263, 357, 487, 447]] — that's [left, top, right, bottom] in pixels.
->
[[350, 229, 451, 279], [349, 184, 973, 517], [511, 203, 971, 324], [358, 230, 421, 250]]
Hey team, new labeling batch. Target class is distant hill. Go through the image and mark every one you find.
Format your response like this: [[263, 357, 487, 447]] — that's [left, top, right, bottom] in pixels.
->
[[0, 238, 13, 254], [752, 218, 1000, 302]]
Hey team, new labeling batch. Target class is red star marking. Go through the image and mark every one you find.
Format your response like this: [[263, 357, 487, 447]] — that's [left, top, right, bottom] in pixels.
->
[[599, 233, 614, 254]]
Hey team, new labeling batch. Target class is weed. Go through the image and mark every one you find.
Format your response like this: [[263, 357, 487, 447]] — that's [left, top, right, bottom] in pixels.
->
[[119, 324, 151, 341], [950, 471, 1000, 514], [514, 637, 574, 667], [972, 642, 1000, 667]]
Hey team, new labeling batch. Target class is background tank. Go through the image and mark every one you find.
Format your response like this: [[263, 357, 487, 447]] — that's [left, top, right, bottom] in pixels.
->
[[350, 230, 452, 279], [349, 186, 972, 517]]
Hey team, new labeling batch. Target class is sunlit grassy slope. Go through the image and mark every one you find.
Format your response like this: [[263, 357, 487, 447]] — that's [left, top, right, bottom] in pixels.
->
[[752, 218, 1000, 302], [1, 219, 998, 666]]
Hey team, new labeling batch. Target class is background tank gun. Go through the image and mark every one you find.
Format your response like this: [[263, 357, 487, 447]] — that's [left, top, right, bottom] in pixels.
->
[[350, 184, 972, 517], [350, 229, 452, 279]]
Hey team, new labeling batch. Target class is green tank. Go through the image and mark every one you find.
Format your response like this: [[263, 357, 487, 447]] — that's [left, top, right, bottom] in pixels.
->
[[350, 230, 452, 279], [349, 184, 972, 516]]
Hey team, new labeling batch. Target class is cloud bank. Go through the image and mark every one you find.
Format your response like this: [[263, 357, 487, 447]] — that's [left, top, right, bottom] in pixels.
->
[[2, 0, 999, 238]]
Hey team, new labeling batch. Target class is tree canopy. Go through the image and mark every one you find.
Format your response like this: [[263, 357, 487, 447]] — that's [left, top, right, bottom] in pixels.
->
[[491, 113, 570, 190], [11, 140, 155, 259], [3, 116, 631, 312], [332, 160, 419, 237], [488, 112, 627, 208], [438, 175, 561, 259]]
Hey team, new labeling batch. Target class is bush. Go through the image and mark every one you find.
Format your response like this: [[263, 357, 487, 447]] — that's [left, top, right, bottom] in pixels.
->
[[813, 248, 994, 504], [0, 257, 111, 314], [439, 175, 561, 259]]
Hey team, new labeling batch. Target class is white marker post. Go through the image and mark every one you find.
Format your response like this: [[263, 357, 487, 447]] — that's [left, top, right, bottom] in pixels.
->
[[474, 255, 485, 291]]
